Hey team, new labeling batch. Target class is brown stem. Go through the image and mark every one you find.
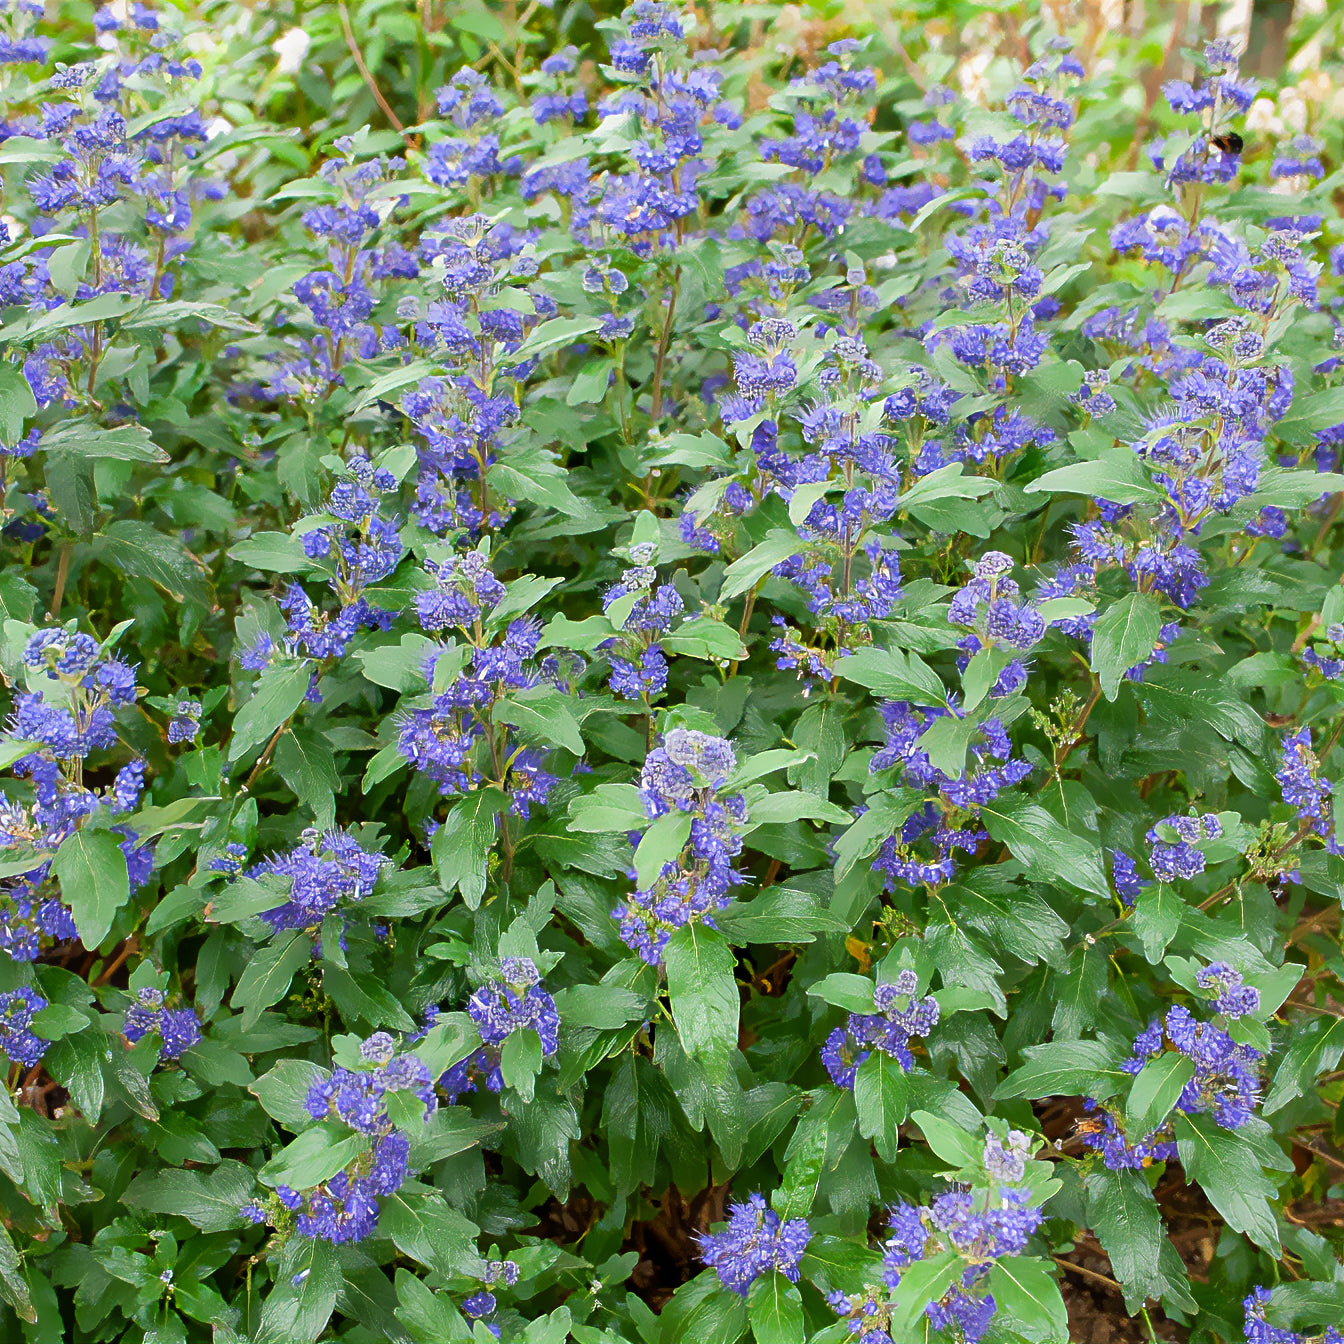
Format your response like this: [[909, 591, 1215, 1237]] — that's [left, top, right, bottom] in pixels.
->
[[1053, 1256, 1121, 1294], [1309, 492, 1344, 559], [650, 268, 680, 422], [728, 581, 761, 677], [49, 542, 73, 617], [338, 1, 405, 132], [242, 722, 290, 792], [93, 937, 138, 987], [1052, 678, 1102, 772]]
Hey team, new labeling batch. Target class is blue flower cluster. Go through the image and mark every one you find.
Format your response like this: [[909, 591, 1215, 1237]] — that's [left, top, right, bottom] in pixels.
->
[[949, 552, 1046, 697], [458, 1256, 522, 1339], [821, 969, 940, 1087], [1278, 728, 1339, 851], [5, 4, 216, 419], [123, 987, 201, 1062], [439, 958, 560, 1102], [242, 828, 391, 944], [614, 729, 747, 964], [1081, 962, 1262, 1167], [1301, 621, 1344, 680], [1153, 40, 1254, 187], [695, 1192, 810, 1297], [166, 698, 202, 744], [1146, 812, 1221, 882], [869, 703, 1031, 889], [602, 554, 684, 704], [0, 986, 49, 1068], [397, 608, 559, 822], [242, 1032, 433, 1244], [1124, 989, 1262, 1130], [1076, 1101, 1178, 1173], [414, 549, 504, 633], [241, 460, 402, 684], [1242, 1287, 1343, 1344], [877, 1132, 1043, 1344], [0, 628, 152, 960]]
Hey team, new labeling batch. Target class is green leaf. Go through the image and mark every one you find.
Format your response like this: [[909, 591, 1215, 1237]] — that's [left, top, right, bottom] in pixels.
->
[[746, 1272, 804, 1344], [497, 684, 584, 755], [381, 1193, 479, 1279], [250, 1060, 331, 1126], [500, 1028, 543, 1103], [746, 790, 851, 827], [1025, 448, 1161, 504], [257, 1239, 342, 1343], [1264, 1016, 1344, 1114], [634, 810, 692, 889], [0, 362, 37, 443], [566, 356, 615, 405], [1174, 1113, 1282, 1253], [833, 789, 924, 881], [662, 618, 748, 662], [658, 1273, 747, 1344], [1250, 466, 1344, 506], [394, 1269, 471, 1344], [45, 422, 168, 464], [53, 828, 129, 949], [508, 1088, 579, 1199], [274, 729, 338, 822], [665, 922, 739, 1060], [323, 966, 417, 1031], [95, 520, 207, 604], [806, 972, 876, 1013], [513, 313, 604, 359], [775, 1089, 852, 1219], [29, 1002, 87, 1041], [229, 661, 311, 763], [408, 1106, 505, 1166], [1085, 1170, 1164, 1307], [887, 1249, 961, 1335], [988, 1257, 1068, 1342], [714, 885, 848, 945], [122, 1160, 259, 1233], [567, 784, 647, 833], [232, 929, 312, 1029], [352, 633, 440, 692], [996, 1040, 1127, 1101], [0, 1223, 34, 1323], [832, 645, 947, 705], [1126, 1052, 1195, 1135], [1131, 882, 1185, 964], [44, 1027, 105, 1123], [431, 789, 503, 909], [915, 713, 978, 777], [854, 1051, 908, 1162], [980, 794, 1110, 899], [787, 479, 833, 526], [899, 462, 998, 510], [228, 530, 312, 574], [911, 1108, 982, 1168], [1091, 591, 1163, 700], [720, 531, 805, 601], [261, 1121, 369, 1189]]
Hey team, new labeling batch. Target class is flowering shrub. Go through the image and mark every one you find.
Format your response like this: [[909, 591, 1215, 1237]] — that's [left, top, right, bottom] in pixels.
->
[[4, 2, 1344, 1342]]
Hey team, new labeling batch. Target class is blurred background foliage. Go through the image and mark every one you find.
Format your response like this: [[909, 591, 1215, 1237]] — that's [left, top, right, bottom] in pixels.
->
[[214, 0, 1344, 163]]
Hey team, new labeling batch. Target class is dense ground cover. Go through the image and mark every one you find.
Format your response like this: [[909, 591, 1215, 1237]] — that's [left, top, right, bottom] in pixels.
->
[[3, 0, 1344, 1340]]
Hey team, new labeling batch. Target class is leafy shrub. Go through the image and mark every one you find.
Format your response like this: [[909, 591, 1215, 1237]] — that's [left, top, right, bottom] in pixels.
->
[[1, 2, 1344, 1342]]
